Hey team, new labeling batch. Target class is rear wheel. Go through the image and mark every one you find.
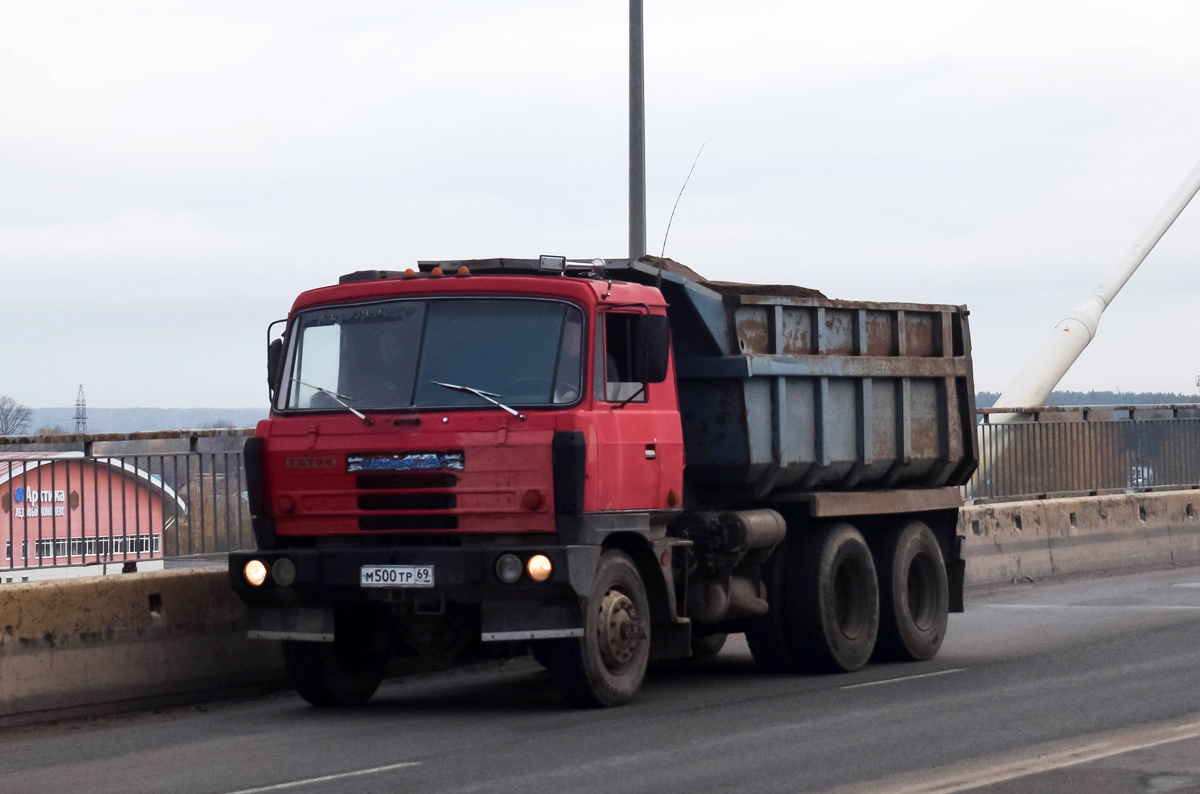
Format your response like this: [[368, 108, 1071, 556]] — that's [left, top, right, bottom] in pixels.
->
[[690, 632, 728, 660], [783, 523, 879, 673], [285, 606, 389, 707], [871, 520, 949, 661], [545, 550, 651, 708], [746, 537, 800, 672]]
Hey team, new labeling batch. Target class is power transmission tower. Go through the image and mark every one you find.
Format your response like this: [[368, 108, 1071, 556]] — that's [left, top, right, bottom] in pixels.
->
[[74, 385, 87, 433]]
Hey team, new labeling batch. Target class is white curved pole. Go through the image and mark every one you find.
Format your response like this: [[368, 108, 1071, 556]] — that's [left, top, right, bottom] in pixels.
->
[[992, 157, 1200, 420]]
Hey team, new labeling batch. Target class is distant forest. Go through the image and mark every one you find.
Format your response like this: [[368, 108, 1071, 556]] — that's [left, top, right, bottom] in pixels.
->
[[28, 407, 268, 434], [975, 391, 1200, 409]]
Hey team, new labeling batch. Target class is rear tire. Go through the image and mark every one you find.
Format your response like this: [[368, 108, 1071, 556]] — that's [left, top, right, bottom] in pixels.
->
[[690, 632, 728, 660], [871, 520, 949, 662], [746, 537, 800, 672], [285, 607, 389, 707], [530, 641, 554, 669], [783, 523, 879, 673], [545, 550, 651, 708]]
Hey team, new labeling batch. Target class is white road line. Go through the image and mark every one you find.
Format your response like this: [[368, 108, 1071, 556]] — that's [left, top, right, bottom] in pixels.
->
[[217, 761, 421, 794], [840, 668, 966, 690], [982, 603, 1200, 611], [823, 717, 1200, 794]]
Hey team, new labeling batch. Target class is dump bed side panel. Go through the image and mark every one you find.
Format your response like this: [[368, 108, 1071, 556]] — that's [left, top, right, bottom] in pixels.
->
[[614, 261, 978, 503]]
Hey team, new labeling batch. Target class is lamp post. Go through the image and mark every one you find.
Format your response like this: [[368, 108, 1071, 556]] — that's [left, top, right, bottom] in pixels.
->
[[629, 0, 647, 262]]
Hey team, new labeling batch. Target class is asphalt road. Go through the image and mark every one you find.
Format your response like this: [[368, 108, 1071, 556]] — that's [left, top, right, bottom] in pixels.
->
[[6, 565, 1200, 794]]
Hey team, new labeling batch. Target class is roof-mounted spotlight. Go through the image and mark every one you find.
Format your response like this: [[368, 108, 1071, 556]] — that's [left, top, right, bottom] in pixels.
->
[[538, 255, 567, 273]]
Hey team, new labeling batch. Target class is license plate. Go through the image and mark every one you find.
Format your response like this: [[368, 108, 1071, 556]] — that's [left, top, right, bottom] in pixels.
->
[[360, 565, 435, 588]]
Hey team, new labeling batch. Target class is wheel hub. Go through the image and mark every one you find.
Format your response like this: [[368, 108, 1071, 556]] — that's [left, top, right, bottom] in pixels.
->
[[596, 588, 644, 673]]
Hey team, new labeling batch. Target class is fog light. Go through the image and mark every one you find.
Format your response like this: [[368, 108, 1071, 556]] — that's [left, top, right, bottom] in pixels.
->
[[243, 559, 268, 587], [495, 553, 522, 584], [527, 554, 552, 583], [272, 557, 297, 587]]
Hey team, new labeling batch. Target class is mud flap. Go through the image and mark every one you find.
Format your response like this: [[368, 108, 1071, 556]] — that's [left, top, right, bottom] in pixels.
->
[[947, 558, 965, 613]]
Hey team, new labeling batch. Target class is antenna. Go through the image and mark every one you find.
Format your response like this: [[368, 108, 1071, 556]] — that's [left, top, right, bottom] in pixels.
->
[[74, 385, 87, 433]]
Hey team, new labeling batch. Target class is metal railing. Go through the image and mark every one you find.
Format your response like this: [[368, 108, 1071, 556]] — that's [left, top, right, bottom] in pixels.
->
[[967, 404, 1200, 503], [0, 429, 254, 579], [4, 404, 1197, 575]]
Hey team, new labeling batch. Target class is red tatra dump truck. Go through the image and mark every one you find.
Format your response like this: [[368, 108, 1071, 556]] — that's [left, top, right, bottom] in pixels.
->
[[230, 256, 977, 707]]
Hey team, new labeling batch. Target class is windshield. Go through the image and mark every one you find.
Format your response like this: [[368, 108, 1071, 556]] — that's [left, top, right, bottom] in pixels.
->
[[280, 298, 585, 412]]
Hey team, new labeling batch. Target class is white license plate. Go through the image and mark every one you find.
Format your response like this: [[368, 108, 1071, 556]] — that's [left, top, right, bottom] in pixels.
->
[[360, 565, 435, 588]]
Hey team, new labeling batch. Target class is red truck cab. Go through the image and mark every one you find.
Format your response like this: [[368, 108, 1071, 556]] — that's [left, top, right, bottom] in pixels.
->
[[231, 258, 687, 707]]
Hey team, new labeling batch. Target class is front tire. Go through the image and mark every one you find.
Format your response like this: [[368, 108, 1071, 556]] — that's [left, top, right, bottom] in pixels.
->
[[284, 607, 389, 707], [545, 550, 651, 708], [872, 520, 949, 661]]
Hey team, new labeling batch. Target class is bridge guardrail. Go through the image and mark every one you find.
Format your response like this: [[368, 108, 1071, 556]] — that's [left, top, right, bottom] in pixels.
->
[[4, 403, 1200, 576], [968, 404, 1200, 503], [0, 429, 254, 579]]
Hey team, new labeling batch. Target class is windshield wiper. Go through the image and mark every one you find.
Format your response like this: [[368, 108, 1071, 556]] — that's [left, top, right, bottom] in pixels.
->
[[291, 379, 373, 425], [430, 381, 526, 421], [616, 383, 646, 409]]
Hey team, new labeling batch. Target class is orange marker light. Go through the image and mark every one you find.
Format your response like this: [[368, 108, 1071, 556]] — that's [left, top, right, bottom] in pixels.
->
[[403, 268, 416, 278], [527, 554, 552, 583], [430, 266, 444, 277], [457, 266, 470, 276]]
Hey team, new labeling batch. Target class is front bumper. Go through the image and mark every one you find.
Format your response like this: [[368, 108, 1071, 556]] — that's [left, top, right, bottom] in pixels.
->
[[230, 544, 599, 644], [228, 544, 599, 603]]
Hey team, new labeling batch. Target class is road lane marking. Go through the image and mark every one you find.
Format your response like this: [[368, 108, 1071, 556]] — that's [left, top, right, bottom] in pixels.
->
[[981, 603, 1200, 611], [217, 761, 421, 794], [822, 716, 1200, 794], [840, 668, 966, 690]]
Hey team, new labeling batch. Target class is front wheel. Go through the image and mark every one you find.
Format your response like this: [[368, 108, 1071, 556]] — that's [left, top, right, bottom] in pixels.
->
[[284, 607, 389, 707], [545, 550, 651, 708]]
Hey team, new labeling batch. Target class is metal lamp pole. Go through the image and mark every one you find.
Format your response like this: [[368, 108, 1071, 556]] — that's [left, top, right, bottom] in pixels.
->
[[629, 0, 647, 262]]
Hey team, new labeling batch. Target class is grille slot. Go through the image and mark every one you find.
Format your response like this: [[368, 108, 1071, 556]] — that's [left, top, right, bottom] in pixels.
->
[[360, 515, 458, 531], [357, 493, 456, 511], [356, 473, 458, 490]]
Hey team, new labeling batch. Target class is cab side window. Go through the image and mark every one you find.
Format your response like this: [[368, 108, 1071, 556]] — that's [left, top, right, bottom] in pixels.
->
[[595, 313, 647, 403]]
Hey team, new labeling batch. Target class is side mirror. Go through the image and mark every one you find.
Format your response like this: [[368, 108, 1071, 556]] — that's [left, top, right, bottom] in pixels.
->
[[267, 338, 283, 400], [633, 314, 671, 384]]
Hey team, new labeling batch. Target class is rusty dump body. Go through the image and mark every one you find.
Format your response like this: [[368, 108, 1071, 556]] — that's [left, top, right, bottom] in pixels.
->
[[611, 259, 978, 505]]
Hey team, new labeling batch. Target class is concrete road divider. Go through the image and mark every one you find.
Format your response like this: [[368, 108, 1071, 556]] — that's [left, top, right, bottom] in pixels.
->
[[961, 490, 1200, 586], [0, 568, 285, 724], [3, 490, 1199, 725]]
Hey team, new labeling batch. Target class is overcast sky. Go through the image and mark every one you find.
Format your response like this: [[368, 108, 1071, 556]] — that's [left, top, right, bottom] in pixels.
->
[[3, 1, 1200, 409]]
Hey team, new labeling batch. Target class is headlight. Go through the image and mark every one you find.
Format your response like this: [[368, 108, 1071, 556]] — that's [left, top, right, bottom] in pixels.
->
[[272, 557, 297, 587], [527, 554, 552, 583], [495, 553, 523, 584], [243, 559, 268, 587]]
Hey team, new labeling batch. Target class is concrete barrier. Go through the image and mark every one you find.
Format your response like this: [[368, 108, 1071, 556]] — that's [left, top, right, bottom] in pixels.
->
[[3, 490, 1199, 725], [961, 489, 1200, 586], [0, 568, 285, 723]]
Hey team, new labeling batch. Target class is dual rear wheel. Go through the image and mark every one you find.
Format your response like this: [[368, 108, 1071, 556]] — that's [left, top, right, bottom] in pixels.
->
[[746, 520, 948, 673]]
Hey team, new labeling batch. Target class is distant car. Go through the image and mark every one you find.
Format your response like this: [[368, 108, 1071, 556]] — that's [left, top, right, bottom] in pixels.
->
[[1128, 465, 1154, 489]]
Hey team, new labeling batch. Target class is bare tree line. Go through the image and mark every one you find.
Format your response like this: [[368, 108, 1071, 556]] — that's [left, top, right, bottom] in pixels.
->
[[0, 396, 32, 436]]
